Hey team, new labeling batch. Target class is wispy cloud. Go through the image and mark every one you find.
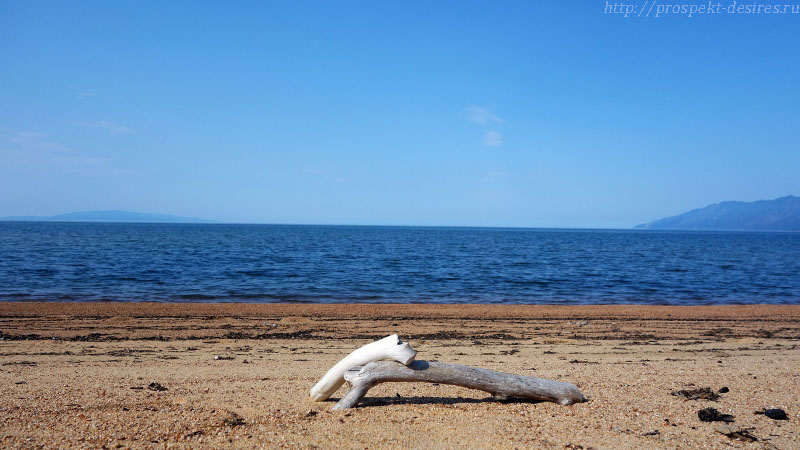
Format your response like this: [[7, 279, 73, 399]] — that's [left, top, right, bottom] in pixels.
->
[[68, 86, 98, 100], [6, 130, 66, 153], [0, 129, 110, 175], [299, 167, 330, 175], [483, 169, 509, 182], [466, 106, 505, 147], [483, 130, 504, 147], [466, 106, 504, 125], [299, 167, 346, 182], [95, 121, 135, 135]]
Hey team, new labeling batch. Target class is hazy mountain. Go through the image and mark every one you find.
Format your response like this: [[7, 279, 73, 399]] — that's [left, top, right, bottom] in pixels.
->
[[1, 210, 214, 223], [635, 196, 800, 231]]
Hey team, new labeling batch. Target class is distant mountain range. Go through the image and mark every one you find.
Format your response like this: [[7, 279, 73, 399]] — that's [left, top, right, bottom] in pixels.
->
[[636, 195, 800, 231], [1, 210, 213, 223]]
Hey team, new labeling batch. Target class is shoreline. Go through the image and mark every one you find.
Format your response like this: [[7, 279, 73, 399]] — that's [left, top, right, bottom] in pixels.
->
[[1, 302, 798, 448], [3, 300, 799, 317], [3, 302, 799, 342]]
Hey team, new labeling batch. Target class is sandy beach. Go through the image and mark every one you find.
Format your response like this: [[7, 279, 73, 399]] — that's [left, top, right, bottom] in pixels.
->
[[1, 302, 798, 449]]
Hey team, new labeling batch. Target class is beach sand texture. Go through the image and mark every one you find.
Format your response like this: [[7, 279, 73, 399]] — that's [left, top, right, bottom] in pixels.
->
[[1, 303, 799, 449]]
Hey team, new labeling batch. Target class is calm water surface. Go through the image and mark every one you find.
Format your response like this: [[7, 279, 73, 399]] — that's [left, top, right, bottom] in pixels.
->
[[1, 222, 798, 305]]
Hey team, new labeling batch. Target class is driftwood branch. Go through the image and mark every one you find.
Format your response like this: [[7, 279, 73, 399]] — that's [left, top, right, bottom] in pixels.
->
[[309, 334, 417, 401], [333, 360, 586, 410]]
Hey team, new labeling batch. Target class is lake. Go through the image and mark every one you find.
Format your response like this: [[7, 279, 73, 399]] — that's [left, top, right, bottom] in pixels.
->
[[1, 222, 798, 305]]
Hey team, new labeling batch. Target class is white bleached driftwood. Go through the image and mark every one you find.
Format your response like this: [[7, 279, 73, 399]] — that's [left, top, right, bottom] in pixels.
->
[[309, 334, 417, 401], [333, 360, 586, 410]]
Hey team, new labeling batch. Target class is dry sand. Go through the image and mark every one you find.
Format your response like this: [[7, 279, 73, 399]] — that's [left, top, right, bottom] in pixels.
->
[[1, 302, 798, 449]]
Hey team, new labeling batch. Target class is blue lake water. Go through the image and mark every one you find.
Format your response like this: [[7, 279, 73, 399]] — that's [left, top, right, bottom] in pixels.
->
[[1, 222, 798, 305]]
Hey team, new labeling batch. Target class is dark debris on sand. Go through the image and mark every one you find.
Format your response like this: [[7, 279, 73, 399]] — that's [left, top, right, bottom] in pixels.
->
[[671, 387, 720, 401], [698, 407, 735, 423], [222, 412, 246, 427], [714, 424, 758, 442], [755, 408, 788, 420]]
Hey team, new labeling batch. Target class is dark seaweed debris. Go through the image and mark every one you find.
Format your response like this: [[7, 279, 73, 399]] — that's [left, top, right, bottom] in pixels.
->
[[698, 407, 735, 423], [714, 425, 757, 442], [222, 412, 246, 427], [225, 330, 317, 340], [671, 387, 720, 401]]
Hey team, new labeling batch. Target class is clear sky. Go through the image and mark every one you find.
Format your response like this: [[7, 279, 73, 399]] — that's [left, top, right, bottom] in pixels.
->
[[1, 1, 798, 228]]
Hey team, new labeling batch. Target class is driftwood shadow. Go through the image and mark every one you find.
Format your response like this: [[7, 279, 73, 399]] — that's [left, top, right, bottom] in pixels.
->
[[342, 395, 544, 408]]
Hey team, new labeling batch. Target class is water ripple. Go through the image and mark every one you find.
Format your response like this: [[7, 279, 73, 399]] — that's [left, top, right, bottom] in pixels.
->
[[0, 223, 799, 304]]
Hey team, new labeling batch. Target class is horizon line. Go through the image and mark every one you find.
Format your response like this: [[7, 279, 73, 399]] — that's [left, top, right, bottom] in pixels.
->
[[5, 219, 798, 232]]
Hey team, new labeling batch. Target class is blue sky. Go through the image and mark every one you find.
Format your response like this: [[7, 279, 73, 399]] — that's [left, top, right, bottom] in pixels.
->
[[1, 1, 798, 227]]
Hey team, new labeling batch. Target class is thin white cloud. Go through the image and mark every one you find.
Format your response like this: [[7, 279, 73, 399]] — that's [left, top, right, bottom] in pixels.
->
[[483, 130, 503, 147], [299, 167, 346, 182], [95, 121, 135, 135], [483, 169, 509, 182], [466, 106, 505, 147], [299, 167, 329, 175], [68, 86, 98, 99], [466, 106, 504, 125], [0, 129, 110, 175], [6, 131, 66, 153]]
